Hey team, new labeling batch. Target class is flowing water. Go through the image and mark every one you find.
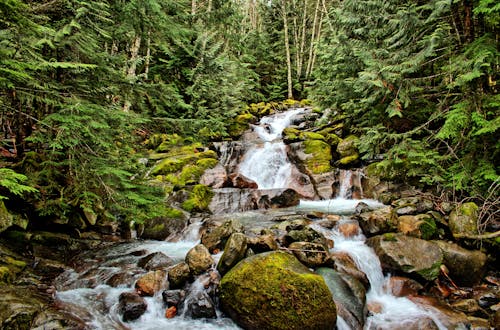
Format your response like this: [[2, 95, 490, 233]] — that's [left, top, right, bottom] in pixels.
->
[[54, 108, 448, 329], [238, 108, 304, 189], [311, 220, 447, 330]]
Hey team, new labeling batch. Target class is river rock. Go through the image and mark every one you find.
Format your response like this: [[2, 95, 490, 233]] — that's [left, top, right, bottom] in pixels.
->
[[200, 163, 229, 188], [449, 202, 479, 238], [287, 167, 317, 199], [316, 267, 366, 330], [185, 290, 217, 319], [219, 251, 337, 329], [201, 219, 244, 253], [288, 241, 332, 268], [387, 276, 424, 297], [168, 262, 191, 289], [366, 233, 443, 281], [217, 233, 248, 275], [270, 188, 301, 208], [283, 225, 328, 248], [141, 214, 187, 240], [338, 221, 361, 237], [135, 270, 167, 296], [162, 289, 186, 307], [451, 299, 481, 314], [228, 173, 258, 189], [434, 240, 487, 286], [247, 234, 278, 253], [185, 244, 214, 275], [355, 206, 398, 236], [311, 172, 336, 199], [408, 295, 470, 329], [0, 286, 45, 330], [138, 252, 174, 270], [331, 251, 369, 288], [118, 292, 148, 321]]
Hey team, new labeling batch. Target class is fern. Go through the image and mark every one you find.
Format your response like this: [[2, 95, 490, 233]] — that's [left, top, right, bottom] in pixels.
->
[[0, 168, 38, 200]]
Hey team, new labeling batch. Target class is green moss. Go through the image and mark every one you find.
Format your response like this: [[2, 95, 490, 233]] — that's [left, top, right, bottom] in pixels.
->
[[338, 154, 359, 165], [196, 149, 217, 159], [337, 135, 359, 158], [179, 164, 204, 185], [301, 131, 325, 141], [303, 139, 332, 174], [182, 184, 214, 212], [416, 215, 438, 240], [283, 127, 302, 142], [150, 223, 166, 233], [165, 208, 184, 218], [219, 251, 336, 329], [196, 158, 218, 169], [382, 233, 397, 241], [4, 256, 26, 269], [459, 202, 479, 216], [416, 260, 442, 281], [151, 158, 186, 175]]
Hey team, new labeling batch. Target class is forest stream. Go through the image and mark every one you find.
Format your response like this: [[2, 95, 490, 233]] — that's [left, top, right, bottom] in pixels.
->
[[43, 109, 495, 329]]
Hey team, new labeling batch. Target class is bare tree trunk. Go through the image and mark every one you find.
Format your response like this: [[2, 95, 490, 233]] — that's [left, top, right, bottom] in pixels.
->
[[310, 8, 324, 76], [282, 0, 294, 99], [191, 0, 196, 15], [306, 0, 320, 79], [297, 0, 308, 80]]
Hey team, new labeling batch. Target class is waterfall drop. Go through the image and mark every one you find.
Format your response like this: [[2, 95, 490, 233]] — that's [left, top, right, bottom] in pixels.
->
[[238, 108, 304, 189]]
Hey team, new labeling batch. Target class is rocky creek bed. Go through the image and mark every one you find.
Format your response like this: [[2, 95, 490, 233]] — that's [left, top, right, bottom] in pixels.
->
[[0, 106, 498, 329]]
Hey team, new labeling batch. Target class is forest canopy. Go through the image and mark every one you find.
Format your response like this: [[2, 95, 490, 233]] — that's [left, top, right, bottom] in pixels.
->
[[0, 0, 498, 225]]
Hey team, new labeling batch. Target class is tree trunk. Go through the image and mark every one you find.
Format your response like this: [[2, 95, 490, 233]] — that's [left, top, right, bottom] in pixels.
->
[[124, 35, 141, 112], [297, 0, 308, 80], [282, 0, 294, 99], [191, 0, 196, 15], [306, 0, 320, 79]]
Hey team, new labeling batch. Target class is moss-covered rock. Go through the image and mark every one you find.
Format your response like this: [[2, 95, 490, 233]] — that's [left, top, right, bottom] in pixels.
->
[[303, 139, 332, 174], [449, 202, 479, 238], [181, 185, 214, 212], [141, 210, 187, 240], [219, 251, 337, 330], [228, 113, 257, 138], [336, 135, 359, 166], [283, 127, 302, 144]]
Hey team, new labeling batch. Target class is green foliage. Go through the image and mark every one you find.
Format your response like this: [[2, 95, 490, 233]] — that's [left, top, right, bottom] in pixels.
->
[[0, 169, 37, 200], [311, 0, 499, 199]]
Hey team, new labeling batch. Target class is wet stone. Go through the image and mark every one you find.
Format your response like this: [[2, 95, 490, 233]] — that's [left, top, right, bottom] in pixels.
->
[[118, 292, 148, 322], [138, 252, 174, 271], [162, 289, 186, 307]]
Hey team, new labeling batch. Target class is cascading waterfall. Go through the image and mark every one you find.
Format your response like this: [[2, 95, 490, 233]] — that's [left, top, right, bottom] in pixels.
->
[[52, 109, 453, 330], [312, 221, 447, 330], [238, 108, 304, 189]]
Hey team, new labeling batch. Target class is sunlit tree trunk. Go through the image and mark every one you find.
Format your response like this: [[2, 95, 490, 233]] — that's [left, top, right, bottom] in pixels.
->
[[282, 0, 294, 99]]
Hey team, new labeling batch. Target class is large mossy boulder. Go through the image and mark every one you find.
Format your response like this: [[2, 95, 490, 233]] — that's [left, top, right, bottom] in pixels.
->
[[219, 251, 337, 330], [303, 139, 332, 174], [366, 233, 443, 281], [448, 202, 479, 238]]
